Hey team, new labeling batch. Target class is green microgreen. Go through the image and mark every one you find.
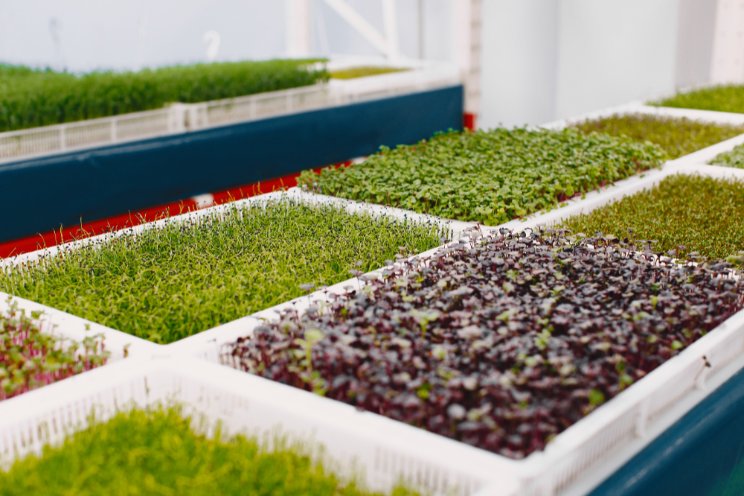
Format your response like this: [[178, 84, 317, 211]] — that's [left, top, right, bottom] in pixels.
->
[[0, 405, 416, 496], [712, 143, 744, 169], [0, 59, 328, 132], [560, 174, 744, 263], [573, 114, 744, 159], [652, 85, 744, 114], [0, 201, 445, 343], [297, 128, 663, 225]]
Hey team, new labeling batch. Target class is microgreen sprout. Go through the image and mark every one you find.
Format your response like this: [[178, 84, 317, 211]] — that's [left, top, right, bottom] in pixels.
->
[[298, 128, 663, 225], [0, 200, 445, 343], [652, 84, 744, 115], [560, 175, 744, 263], [572, 114, 744, 159], [226, 230, 743, 459], [0, 405, 416, 495], [0, 301, 108, 401]]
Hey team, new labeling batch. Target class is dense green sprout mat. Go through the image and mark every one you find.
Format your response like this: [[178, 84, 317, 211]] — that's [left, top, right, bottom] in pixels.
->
[[0, 201, 444, 343], [298, 128, 663, 225], [0, 59, 327, 132], [712, 143, 744, 169], [652, 85, 744, 115], [330, 66, 407, 79], [0, 406, 414, 496], [573, 114, 744, 159], [560, 174, 744, 263]]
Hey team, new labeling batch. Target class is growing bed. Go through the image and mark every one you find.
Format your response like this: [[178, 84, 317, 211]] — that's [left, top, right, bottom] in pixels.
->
[[0, 196, 447, 344], [298, 128, 664, 225], [222, 230, 743, 459], [652, 84, 744, 115], [572, 114, 744, 159], [0, 405, 413, 496], [0, 59, 327, 132], [560, 174, 744, 263]]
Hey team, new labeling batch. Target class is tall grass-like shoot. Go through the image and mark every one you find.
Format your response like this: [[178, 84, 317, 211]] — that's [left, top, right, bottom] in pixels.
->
[[0, 200, 445, 343]]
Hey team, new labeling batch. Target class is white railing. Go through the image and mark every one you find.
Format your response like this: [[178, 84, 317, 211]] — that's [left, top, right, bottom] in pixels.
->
[[0, 61, 461, 165]]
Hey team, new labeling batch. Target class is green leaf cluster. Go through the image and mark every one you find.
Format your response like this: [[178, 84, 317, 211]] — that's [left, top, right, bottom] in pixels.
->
[[0, 59, 327, 132], [652, 84, 744, 114], [0, 201, 444, 343], [712, 143, 744, 169], [573, 114, 744, 159], [297, 128, 664, 225], [0, 406, 415, 496], [560, 174, 744, 262]]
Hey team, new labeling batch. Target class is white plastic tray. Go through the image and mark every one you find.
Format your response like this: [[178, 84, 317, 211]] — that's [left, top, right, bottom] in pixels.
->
[[1, 104, 743, 495], [172, 163, 744, 496], [0, 188, 471, 347], [0, 293, 158, 362], [0, 356, 517, 496]]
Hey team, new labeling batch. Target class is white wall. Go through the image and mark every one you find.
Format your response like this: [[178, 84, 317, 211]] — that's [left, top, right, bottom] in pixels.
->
[[554, 0, 679, 118], [0, 0, 729, 125], [0, 0, 289, 71], [0, 0, 447, 72], [479, 0, 560, 128]]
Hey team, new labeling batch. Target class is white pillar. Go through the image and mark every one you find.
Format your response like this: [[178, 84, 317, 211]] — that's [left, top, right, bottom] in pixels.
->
[[710, 0, 744, 83], [286, 0, 312, 57], [453, 0, 482, 118]]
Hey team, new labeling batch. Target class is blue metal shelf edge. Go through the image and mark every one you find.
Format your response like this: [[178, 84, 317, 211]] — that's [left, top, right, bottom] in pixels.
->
[[592, 365, 744, 495], [0, 85, 464, 242]]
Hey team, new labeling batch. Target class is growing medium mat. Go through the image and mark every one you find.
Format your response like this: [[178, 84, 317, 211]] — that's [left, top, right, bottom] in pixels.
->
[[224, 231, 744, 459], [298, 128, 663, 225], [572, 114, 744, 159], [0, 200, 444, 344], [560, 174, 744, 263]]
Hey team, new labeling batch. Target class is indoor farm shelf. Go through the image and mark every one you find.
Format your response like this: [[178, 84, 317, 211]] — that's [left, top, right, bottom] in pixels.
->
[[0, 58, 459, 164], [2, 94, 744, 496], [0, 192, 457, 344]]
